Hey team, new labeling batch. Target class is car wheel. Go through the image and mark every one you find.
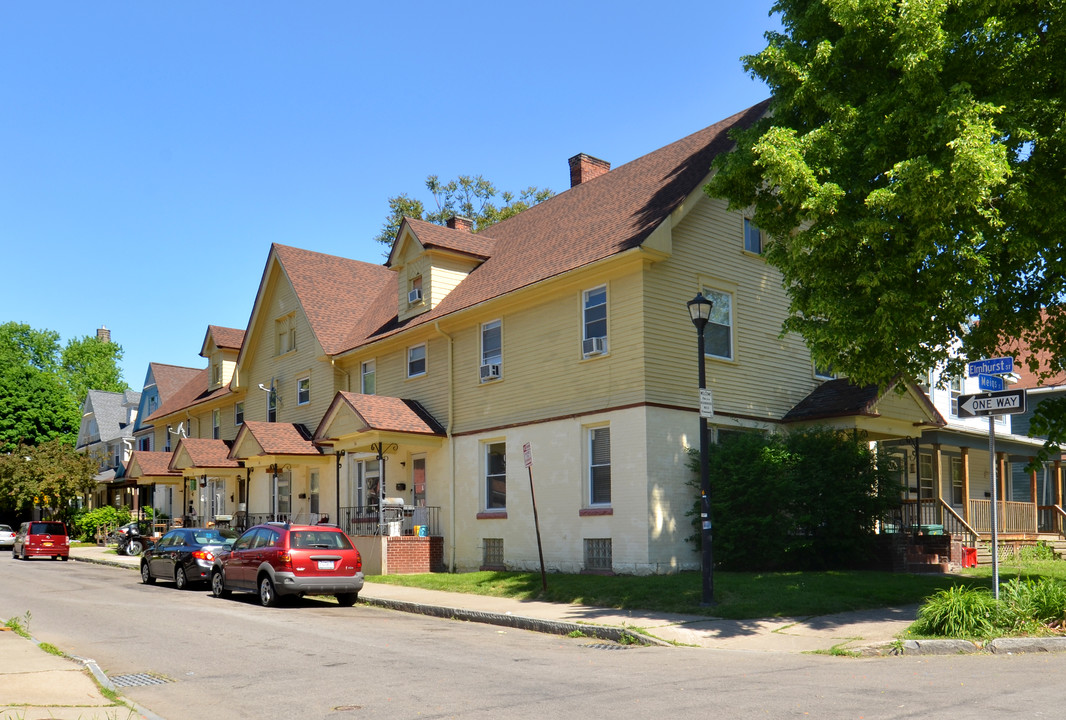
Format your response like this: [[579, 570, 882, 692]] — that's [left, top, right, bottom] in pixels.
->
[[258, 576, 278, 607], [141, 562, 155, 584], [59, 555, 68, 561], [335, 592, 358, 607], [210, 570, 230, 598], [175, 566, 189, 590], [20, 548, 27, 561]]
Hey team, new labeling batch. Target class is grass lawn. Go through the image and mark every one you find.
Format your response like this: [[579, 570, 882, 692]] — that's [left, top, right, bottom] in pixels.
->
[[367, 558, 1066, 620]]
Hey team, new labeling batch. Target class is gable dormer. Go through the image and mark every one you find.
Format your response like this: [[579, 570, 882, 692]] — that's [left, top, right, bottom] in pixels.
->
[[388, 216, 494, 323], [201, 325, 244, 391]]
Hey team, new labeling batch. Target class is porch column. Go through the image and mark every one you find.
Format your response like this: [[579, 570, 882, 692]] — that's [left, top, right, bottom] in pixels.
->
[[932, 444, 944, 523], [960, 447, 971, 525], [1029, 457, 1038, 505], [1056, 460, 1063, 534], [997, 453, 1007, 502]]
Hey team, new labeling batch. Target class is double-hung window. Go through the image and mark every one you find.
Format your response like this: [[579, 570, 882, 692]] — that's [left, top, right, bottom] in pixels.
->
[[212, 409, 220, 440], [297, 376, 310, 405], [743, 218, 763, 254], [408, 344, 427, 378], [267, 387, 278, 422], [589, 426, 611, 505], [234, 402, 244, 427], [275, 314, 296, 355], [701, 288, 733, 360], [361, 360, 376, 394], [480, 320, 502, 382], [949, 376, 963, 416], [582, 286, 608, 356], [485, 442, 506, 509]]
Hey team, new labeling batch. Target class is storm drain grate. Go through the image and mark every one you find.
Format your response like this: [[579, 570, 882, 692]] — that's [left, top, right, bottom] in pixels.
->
[[584, 643, 631, 651], [109, 672, 173, 688]]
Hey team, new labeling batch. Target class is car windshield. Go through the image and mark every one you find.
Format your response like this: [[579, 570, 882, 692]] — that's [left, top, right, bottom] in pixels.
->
[[0, 525, 11, 532], [30, 522, 65, 535], [192, 530, 239, 546], [290, 531, 352, 550]]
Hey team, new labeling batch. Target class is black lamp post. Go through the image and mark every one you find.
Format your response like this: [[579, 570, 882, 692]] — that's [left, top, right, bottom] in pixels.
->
[[687, 292, 715, 605]]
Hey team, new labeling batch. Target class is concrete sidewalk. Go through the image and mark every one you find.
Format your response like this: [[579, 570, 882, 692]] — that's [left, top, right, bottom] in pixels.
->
[[65, 545, 915, 653]]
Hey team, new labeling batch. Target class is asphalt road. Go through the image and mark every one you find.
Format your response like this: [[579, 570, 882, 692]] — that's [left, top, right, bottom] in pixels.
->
[[3, 556, 1066, 720]]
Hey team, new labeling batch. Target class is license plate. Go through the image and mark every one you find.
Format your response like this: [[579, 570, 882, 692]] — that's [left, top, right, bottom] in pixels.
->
[[42, 542, 53, 547], [318, 560, 335, 570]]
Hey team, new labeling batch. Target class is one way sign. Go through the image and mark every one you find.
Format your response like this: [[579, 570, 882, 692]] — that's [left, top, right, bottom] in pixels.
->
[[958, 389, 1027, 417]]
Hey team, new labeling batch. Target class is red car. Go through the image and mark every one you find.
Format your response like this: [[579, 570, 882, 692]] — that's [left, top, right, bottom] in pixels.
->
[[210, 523, 364, 607], [12, 521, 69, 561]]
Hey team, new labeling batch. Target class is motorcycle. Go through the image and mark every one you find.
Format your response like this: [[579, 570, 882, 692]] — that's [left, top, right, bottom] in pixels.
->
[[117, 523, 152, 556]]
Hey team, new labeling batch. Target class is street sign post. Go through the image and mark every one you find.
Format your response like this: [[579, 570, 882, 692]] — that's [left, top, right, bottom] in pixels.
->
[[957, 389, 1026, 417], [978, 373, 1005, 392], [967, 357, 1013, 377]]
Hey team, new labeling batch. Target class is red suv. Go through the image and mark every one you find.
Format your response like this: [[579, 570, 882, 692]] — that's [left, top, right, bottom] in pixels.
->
[[12, 521, 70, 561], [210, 523, 364, 607]]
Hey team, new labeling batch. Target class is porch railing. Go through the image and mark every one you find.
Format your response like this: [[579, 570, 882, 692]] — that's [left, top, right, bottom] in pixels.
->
[[232, 512, 332, 533], [967, 499, 1037, 534], [890, 499, 979, 545], [339, 505, 441, 537]]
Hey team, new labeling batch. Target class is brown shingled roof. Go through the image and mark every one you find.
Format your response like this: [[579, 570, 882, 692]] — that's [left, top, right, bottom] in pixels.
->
[[150, 363, 202, 405], [237, 421, 321, 456], [782, 379, 885, 423], [388, 218, 496, 266], [321, 392, 446, 438], [170, 438, 240, 469], [205, 325, 245, 352], [272, 244, 395, 356], [144, 367, 232, 424], [339, 101, 770, 351], [127, 450, 181, 478]]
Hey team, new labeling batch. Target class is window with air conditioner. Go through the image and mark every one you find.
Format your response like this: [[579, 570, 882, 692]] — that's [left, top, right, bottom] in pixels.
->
[[480, 320, 502, 382], [408, 276, 424, 305], [582, 286, 607, 357]]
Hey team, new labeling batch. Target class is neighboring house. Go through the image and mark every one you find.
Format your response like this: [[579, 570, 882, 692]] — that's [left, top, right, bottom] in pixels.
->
[[134, 101, 1029, 574], [75, 389, 141, 509]]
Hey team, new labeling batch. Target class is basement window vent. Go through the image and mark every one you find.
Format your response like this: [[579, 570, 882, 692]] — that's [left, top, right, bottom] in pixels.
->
[[584, 538, 612, 572], [482, 538, 504, 568]]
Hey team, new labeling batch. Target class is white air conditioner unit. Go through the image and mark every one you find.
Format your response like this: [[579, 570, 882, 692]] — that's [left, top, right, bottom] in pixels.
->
[[480, 363, 501, 381], [408, 288, 423, 304], [582, 336, 607, 356]]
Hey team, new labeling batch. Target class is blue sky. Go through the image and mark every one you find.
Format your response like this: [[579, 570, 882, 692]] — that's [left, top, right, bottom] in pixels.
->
[[1, 2, 778, 387]]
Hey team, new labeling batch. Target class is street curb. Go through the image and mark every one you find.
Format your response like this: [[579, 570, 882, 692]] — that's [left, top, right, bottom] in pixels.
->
[[70, 552, 139, 571], [359, 596, 672, 646]]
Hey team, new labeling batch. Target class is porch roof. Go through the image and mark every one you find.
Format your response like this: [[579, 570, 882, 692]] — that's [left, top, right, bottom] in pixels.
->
[[314, 392, 446, 450], [914, 426, 1047, 459], [170, 438, 240, 471], [126, 450, 182, 480], [782, 378, 944, 440], [230, 421, 321, 460]]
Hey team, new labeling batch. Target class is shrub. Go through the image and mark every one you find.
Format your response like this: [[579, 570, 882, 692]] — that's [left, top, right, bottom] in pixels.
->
[[73, 505, 132, 541], [913, 585, 998, 638], [687, 427, 899, 571]]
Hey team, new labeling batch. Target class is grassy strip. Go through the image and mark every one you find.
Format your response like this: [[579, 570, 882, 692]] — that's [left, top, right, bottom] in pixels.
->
[[366, 569, 975, 619]]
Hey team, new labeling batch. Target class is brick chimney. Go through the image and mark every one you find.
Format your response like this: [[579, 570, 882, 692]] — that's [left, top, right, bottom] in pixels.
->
[[96, 326, 111, 343], [446, 215, 474, 232], [568, 153, 610, 187]]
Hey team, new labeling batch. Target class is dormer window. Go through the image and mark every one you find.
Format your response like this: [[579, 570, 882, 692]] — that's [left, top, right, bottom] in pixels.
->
[[408, 276, 424, 305], [211, 360, 222, 386]]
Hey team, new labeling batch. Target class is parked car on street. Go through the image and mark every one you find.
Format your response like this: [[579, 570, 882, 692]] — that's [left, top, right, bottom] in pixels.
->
[[12, 521, 69, 560], [210, 523, 363, 607], [140, 527, 239, 589], [0, 524, 15, 549]]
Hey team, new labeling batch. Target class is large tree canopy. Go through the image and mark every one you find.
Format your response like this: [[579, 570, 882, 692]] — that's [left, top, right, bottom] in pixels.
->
[[0, 439, 98, 519], [374, 174, 553, 248], [0, 322, 128, 452], [707, 1, 1065, 397]]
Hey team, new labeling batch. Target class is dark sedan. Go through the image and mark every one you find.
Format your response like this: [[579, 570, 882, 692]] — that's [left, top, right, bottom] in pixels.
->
[[140, 528, 238, 589]]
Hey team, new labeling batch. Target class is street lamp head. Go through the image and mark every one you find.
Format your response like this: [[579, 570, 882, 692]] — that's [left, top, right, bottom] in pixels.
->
[[687, 293, 713, 330]]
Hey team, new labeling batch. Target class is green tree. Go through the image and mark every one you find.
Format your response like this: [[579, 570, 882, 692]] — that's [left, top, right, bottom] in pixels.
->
[[61, 334, 129, 403], [374, 174, 553, 248], [706, 2, 1065, 410], [0, 322, 128, 452], [0, 439, 97, 521]]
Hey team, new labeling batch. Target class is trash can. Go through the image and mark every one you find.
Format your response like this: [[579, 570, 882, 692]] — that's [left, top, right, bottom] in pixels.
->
[[962, 546, 978, 568], [920, 524, 944, 536]]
